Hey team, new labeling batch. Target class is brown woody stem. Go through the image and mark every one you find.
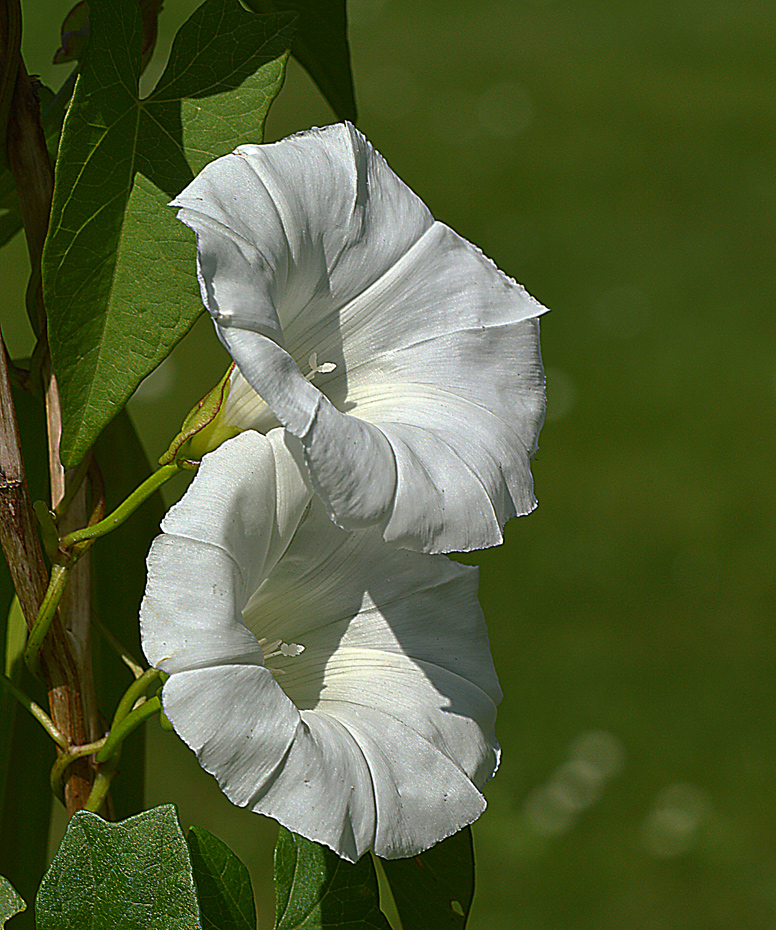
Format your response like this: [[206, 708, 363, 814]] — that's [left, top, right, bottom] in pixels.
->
[[0, 5, 101, 814]]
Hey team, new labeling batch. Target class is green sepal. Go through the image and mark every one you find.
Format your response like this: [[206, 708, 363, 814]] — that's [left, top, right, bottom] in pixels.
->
[[159, 365, 239, 466]]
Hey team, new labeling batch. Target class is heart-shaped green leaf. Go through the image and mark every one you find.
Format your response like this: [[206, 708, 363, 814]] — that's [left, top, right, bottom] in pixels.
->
[[43, 0, 295, 466], [187, 826, 256, 930], [36, 805, 201, 930], [274, 828, 391, 930], [0, 876, 25, 927]]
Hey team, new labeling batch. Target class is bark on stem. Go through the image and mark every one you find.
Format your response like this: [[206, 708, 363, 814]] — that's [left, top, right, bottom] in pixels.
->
[[0, 339, 49, 629], [1, 5, 100, 812], [0, 340, 94, 810]]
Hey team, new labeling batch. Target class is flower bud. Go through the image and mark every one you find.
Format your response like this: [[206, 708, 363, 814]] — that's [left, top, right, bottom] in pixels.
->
[[158, 364, 241, 466]]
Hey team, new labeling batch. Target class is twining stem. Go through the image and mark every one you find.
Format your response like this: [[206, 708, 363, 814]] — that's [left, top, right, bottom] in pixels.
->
[[109, 667, 161, 730], [95, 696, 162, 765], [84, 755, 119, 814], [49, 736, 107, 801], [23, 461, 186, 682], [59, 461, 183, 549], [49, 674, 163, 802], [23, 561, 70, 678], [2, 5, 100, 812], [1, 674, 68, 749]]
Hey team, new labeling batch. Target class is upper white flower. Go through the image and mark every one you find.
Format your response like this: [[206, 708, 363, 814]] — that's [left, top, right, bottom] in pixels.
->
[[172, 122, 547, 555], [140, 429, 501, 861]]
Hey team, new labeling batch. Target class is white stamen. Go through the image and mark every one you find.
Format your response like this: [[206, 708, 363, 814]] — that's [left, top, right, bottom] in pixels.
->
[[305, 352, 337, 380], [259, 637, 305, 661], [280, 642, 305, 657]]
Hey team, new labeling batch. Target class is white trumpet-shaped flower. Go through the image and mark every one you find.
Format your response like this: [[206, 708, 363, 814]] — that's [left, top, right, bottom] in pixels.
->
[[172, 122, 547, 555], [140, 429, 501, 862]]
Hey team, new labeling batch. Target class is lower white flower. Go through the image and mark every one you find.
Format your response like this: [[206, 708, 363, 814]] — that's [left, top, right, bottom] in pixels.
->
[[141, 429, 501, 861]]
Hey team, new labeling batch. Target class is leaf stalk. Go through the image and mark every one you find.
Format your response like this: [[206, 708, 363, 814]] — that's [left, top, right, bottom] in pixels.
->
[[59, 461, 184, 550]]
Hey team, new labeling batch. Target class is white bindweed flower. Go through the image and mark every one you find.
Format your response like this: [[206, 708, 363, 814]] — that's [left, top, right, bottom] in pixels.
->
[[140, 429, 501, 861], [172, 122, 547, 555]]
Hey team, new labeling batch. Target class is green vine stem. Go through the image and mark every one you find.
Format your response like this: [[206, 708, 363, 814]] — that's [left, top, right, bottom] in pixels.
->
[[23, 560, 70, 678], [95, 695, 162, 765], [49, 735, 108, 801], [110, 666, 161, 729], [58, 460, 186, 550], [84, 754, 119, 814], [49, 672, 163, 802], [1, 673, 68, 749], [22, 459, 189, 680]]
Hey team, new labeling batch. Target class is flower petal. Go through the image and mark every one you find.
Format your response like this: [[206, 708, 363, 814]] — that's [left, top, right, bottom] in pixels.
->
[[243, 475, 502, 857], [173, 123, 434, 337], [162, 667, 377, 862], [250, 710, 377, 863], [215, 327, 398, 530], [141, 428, 311, 673], [173, 123, 546, 554], [142, 537, 264, 672], [320, 702, 489, 859], [244, 499, 502, 708], [161, 665, 300, 806]]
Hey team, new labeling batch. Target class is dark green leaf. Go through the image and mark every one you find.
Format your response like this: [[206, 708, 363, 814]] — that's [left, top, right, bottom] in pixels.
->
[[379, 828, 475, 930], [0, 876, 25, 926], [36, 804, 202, 930], [245, 0, 356, 122], [0, 383, 54, 930], [43, 0, 295, 466], [188, 826, 256, 930], [274, 828, 391, 930], [91, 408, 165, 818]]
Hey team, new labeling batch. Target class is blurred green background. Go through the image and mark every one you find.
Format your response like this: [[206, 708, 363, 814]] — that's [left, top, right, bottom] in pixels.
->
[[3, 0, 776, 927]]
